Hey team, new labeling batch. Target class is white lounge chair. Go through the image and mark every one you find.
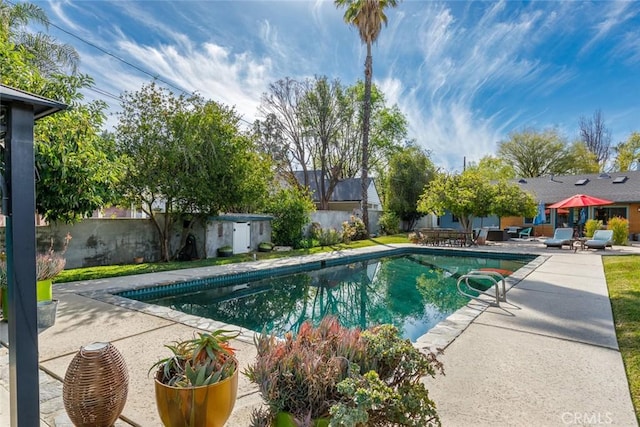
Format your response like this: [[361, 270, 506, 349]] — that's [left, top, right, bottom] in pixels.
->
[[585, 230, 614, 250], [544, 227, 574, 249]]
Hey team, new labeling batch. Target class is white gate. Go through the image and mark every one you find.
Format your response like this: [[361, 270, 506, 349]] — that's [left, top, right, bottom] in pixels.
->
[[233, 222, 251, 254]]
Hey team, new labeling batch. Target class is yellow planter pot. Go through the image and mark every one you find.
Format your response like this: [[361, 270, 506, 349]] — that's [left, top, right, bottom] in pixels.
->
[[154, 361, 239, 427]]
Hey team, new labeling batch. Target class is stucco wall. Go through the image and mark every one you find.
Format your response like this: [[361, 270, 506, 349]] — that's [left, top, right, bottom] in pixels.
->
[[31, 219, 160, 269], [0, 215, 272, 269]]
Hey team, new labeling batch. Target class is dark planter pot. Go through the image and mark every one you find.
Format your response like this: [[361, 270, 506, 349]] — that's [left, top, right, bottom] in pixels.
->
[[217, 248, 233, 257]]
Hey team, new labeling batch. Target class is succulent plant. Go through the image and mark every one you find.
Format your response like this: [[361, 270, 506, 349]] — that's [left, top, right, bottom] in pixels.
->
[[151, 330, 239, 387], [245, 316, 444, 427]]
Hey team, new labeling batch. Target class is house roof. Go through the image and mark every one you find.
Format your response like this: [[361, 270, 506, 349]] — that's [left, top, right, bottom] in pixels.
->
[[515, 171, 640, 204], [293, 171, 374, 202]]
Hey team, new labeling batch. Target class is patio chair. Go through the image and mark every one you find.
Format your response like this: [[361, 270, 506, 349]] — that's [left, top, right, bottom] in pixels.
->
[[544, 227, 574, 249], [585, 230, 614, 250], [518, 227, 532, 239]]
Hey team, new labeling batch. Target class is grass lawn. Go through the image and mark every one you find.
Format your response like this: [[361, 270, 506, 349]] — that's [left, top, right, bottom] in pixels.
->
[[55, 234, 411, 283], [603, 255, 640, 422]]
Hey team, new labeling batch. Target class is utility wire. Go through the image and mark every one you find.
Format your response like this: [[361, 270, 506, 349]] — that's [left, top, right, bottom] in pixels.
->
[[6, 0, 256, 127]]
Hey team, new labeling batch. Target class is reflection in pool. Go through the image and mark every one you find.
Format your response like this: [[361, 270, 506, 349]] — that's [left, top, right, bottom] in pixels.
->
[[130, 253, 531, 341]]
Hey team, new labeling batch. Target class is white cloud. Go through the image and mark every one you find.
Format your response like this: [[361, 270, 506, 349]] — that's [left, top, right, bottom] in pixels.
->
[[580, 1, 637, 55], [111, 38, 273, 122]]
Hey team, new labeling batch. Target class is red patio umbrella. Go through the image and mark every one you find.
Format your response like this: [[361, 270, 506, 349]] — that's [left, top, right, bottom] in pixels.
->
[[548, 194, 614, 209]]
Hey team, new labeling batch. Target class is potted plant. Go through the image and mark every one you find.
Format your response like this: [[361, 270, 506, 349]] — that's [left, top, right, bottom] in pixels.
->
[[245, 316, 444, 427], [217, 245, 233, 257], [150, 329, 240, 427], [1, 234, 69, 324], [258, 242, 274, 252]]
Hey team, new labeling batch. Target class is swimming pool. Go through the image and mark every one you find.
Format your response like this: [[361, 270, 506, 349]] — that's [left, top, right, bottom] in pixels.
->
[[122, 251, 534, 341]]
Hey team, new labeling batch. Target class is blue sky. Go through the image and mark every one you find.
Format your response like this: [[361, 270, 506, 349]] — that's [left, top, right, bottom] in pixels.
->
[[36, 0, 640, 171]]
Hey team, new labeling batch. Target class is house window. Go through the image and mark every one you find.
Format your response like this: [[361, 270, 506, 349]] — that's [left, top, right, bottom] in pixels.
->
[[259, 222, 264, 235], [451, 215, 459, 223], [217, 223, 223, 238], [594, 207, 627, 225]]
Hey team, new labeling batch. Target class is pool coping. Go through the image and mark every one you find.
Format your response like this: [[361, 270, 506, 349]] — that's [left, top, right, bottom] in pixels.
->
[[67, 244, 549, 350]]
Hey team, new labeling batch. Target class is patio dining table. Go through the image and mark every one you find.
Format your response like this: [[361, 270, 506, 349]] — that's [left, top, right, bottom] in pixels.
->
[[418, 228, 473, 247]]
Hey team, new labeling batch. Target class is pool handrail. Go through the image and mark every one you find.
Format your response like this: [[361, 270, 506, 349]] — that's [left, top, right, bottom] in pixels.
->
[[456, 270, 507, 306]]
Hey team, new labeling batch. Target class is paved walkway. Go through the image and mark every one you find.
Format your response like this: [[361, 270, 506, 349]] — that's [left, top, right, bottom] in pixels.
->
[[1, 240, 638, 426]]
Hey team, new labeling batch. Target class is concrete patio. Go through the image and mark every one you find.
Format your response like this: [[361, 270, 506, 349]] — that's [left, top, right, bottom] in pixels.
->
[[1, 239, 638, 426]]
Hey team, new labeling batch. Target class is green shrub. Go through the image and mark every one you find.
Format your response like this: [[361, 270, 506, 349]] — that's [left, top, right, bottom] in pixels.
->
[[265, 187, 315, 247], [309, 222, 323, 239], [296, 237, 319, 249], [584, 219, 603, 238], [342, 216, 368, 244], [607, 216, 629, 245], [378, 211, 400, 235], [317, 228, 342, 246]]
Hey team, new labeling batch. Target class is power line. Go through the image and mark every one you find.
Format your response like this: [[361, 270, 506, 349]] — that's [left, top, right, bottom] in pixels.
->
[[6, 0, 191, 97], [6, 0, 256, 127]]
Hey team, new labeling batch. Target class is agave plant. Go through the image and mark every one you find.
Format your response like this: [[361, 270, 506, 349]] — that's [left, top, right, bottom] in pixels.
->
[[151, 330, 239, 387]]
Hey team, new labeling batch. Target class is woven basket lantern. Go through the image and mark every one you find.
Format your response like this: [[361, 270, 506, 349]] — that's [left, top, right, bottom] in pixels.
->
[[63, 342, 129, 427]]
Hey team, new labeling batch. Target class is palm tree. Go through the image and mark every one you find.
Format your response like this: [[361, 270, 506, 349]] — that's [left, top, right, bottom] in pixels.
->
[[0, 0, 79, 75], [335, 0, 399, 235]]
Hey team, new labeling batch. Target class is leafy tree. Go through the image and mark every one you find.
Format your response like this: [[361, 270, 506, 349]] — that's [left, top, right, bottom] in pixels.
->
[[1, 28, 121, 223], [341, 81, 407, 181], [116, 82, 272, 261], [566, 141, 600, 174], [612, 132, 640, 171], [466, 155, 515, 181], [335, 0, 401, 235], [578, 109, 611, 170], [417, 169, 536, 233], [385, 145, 436, 231], [264, 187, 316, 247], [34, 84, 123, 222], [497, 128, 576, 178], [0, 0, 78, 75]]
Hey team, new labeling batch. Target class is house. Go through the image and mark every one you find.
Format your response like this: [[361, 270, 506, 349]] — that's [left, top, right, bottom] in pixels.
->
[[293, 171, 382, 212], [502, 171, 640, 238]]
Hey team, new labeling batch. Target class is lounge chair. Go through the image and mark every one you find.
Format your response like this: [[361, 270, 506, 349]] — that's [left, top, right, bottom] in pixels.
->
[[585, 230, 614, 250], [544, 227, 574, 249], [518, 227, 532, 239]]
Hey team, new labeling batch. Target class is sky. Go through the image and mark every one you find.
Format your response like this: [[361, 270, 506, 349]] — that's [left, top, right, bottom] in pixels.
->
[[32, 0, 640, 171]]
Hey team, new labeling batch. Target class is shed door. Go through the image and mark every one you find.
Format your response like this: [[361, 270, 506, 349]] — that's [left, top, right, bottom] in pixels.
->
[[233, 222, 251, 254]]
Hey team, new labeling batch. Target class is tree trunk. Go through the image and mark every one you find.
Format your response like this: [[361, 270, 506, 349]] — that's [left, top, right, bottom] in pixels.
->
[[361, 43, 372, 237]]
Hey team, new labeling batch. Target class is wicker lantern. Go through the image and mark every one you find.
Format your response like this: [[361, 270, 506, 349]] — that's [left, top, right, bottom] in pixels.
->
[[63, 342, 129, 427]]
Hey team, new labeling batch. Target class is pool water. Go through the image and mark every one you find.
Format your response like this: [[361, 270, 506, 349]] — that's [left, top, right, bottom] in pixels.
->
[[132, 253, 531, 341]]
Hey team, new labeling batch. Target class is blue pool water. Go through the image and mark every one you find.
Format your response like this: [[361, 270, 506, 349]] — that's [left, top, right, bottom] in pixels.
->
[[123, 251, 533, 341]]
